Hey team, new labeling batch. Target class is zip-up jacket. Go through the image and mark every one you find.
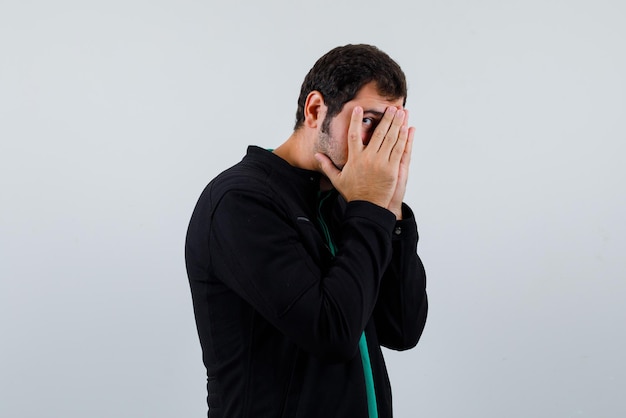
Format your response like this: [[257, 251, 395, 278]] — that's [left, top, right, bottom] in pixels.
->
[[185, 146, 428, 417]]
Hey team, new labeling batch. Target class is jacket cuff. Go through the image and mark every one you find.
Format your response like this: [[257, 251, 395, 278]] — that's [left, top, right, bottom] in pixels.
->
[[344, 200, 397, 235], [392, 203, 418, 241]]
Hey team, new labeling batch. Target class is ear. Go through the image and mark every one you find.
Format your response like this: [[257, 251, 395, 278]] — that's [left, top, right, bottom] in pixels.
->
[[303, 91, 326, 129]]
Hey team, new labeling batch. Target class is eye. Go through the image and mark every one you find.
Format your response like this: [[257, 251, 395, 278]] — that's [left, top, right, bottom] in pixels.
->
[[362, 117, 374, 130]]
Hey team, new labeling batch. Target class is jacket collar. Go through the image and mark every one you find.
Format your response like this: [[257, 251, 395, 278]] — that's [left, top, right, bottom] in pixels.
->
[[245, 145, 322, 189]]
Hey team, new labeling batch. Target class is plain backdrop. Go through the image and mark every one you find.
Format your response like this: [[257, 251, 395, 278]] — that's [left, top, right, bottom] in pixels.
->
[[1, 1, 625, 417]]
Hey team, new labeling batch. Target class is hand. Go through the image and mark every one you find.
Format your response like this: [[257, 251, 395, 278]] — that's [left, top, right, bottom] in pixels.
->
[[315, 105, 410, 211]]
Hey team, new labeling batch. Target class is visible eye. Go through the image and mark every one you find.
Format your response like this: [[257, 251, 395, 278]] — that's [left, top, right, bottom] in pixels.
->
[[362, 117, 374, 130]]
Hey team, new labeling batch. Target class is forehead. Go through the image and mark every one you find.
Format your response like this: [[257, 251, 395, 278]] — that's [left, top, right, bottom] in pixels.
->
[[349, 81, 405, 110]]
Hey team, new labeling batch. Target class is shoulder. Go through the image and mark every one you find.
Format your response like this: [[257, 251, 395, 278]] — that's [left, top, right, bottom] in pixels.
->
[[213, 158, 271, 194], [194, 147, 286, 213]]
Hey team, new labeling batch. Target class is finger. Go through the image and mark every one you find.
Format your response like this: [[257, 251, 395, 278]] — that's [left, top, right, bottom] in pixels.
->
[[400, 111, 414, 167], [347, 106, 364, 156], [380, 109, 407, 158], [314, 152, 341, 184], [402, 109, 410, 127], [389, 123, 409, 164], [366, 106, 397, 152], [394, 127, 414, 192], [402, 126, 415, 168]]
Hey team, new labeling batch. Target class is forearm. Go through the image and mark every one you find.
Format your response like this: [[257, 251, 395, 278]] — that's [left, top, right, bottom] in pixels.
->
[[373, 204, 428, 350]]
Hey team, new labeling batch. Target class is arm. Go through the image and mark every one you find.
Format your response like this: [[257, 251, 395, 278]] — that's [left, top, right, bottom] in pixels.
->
[[206, 187, 397, 362], [318, 105, 426, 348], [373, 204, 428, 350]]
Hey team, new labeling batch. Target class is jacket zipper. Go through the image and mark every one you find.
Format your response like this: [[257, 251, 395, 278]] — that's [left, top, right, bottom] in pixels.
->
[[316, 191, 378, 418]]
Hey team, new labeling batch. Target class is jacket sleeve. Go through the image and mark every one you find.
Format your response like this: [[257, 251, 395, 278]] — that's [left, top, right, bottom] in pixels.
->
[[204, 187, 397, 362], [373, 203, 428, 350]]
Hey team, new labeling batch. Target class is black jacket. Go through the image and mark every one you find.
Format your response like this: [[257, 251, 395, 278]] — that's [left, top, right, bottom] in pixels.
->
[[185, 146, 428, 417]]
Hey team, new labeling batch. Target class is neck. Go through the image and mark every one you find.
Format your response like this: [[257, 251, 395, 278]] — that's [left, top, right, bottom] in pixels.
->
[[273, 130, 334, 191], [272, 130, 317, 171]]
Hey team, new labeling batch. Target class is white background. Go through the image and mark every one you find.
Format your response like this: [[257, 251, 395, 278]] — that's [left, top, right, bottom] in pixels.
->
[[1, 1, 625, 417]]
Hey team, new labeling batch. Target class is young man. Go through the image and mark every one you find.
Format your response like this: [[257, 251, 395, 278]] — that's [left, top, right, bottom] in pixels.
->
[[185, 44, 428, 418]]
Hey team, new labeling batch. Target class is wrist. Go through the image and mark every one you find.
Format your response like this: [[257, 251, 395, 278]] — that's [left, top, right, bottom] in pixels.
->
[[389, 204, 403, 220]]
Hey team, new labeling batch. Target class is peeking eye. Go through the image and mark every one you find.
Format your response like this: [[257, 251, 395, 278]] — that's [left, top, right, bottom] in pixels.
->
[[362, 117, 374, 130]]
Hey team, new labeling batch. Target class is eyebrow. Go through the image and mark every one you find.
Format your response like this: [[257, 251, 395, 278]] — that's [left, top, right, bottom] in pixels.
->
[[363, 110, 385, 118]]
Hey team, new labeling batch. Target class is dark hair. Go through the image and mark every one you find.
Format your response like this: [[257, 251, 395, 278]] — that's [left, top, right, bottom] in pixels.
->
[[294, 44, 407, 131]]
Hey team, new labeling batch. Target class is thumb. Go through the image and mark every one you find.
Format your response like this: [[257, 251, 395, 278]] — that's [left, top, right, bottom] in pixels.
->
[[314, 153, 341, 183]]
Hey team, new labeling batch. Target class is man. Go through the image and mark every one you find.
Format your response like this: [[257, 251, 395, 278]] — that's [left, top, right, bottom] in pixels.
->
[[185, 44, 428, 418]]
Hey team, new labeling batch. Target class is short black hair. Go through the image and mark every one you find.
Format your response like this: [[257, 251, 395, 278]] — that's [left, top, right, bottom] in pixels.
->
[[294, 44, 407, 130]]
